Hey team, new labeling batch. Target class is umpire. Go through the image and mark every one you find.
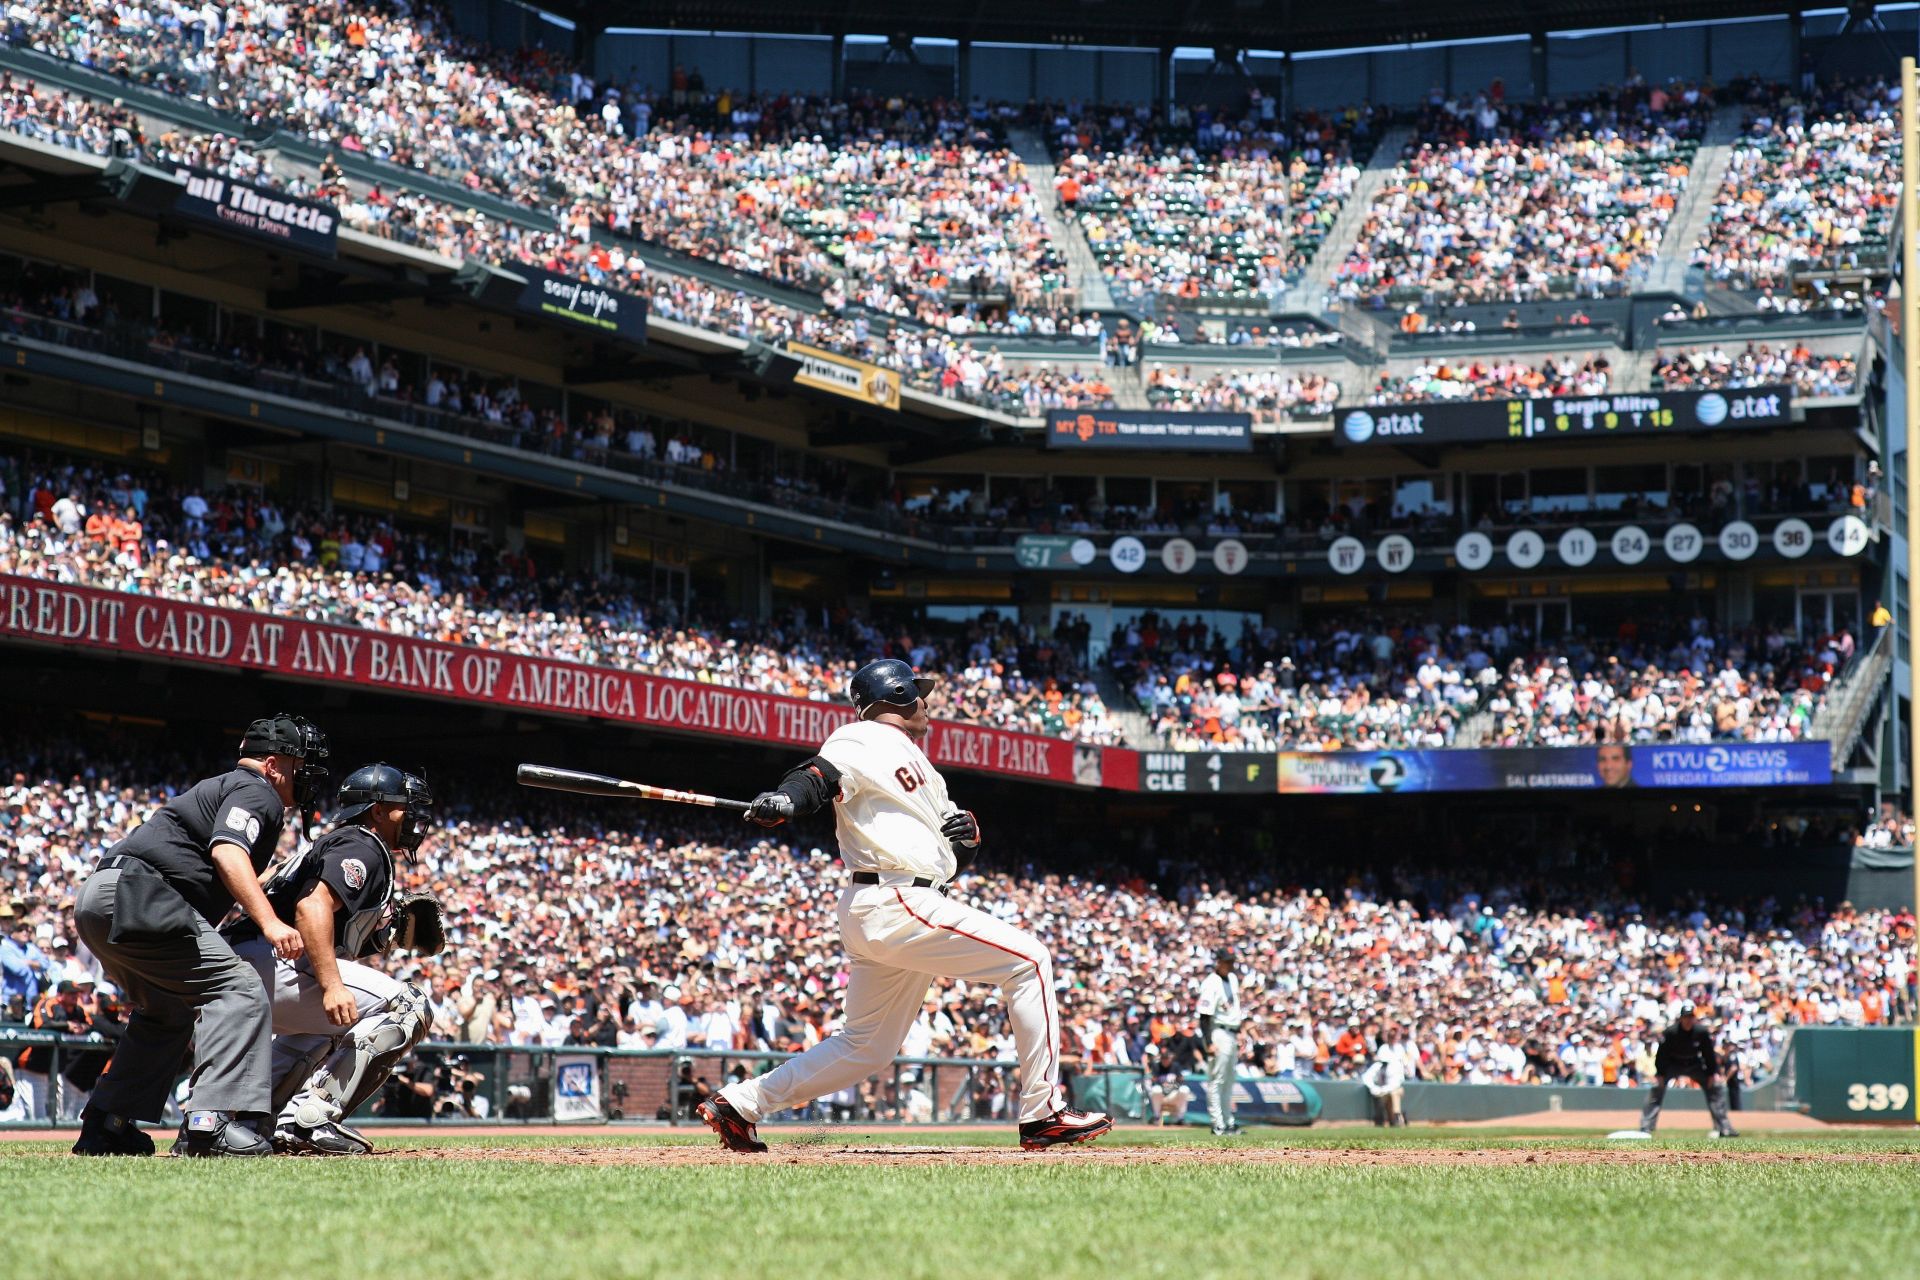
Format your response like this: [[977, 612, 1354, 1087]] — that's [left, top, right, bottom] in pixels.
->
[[71, 714, 328, 1157], [1638, 1006, 1740, 1138]]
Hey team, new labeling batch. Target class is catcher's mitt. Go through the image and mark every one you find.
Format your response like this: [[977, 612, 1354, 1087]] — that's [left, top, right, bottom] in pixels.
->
[[393, 894, 447, 956]]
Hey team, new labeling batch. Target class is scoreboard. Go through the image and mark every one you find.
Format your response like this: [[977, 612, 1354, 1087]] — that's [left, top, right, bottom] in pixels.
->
[[1140, 752, 1274, 794]]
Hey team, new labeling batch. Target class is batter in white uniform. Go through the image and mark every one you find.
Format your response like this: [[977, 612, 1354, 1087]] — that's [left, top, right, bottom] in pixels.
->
[[696, 659, 1112, 1152]]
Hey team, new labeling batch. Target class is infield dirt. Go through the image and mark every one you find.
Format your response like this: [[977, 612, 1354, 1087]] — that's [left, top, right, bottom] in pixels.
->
[[373, 1140, 1920, 1168]]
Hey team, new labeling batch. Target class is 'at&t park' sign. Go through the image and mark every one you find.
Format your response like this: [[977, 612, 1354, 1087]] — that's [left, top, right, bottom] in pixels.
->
[[0, 576, 1098, 788]]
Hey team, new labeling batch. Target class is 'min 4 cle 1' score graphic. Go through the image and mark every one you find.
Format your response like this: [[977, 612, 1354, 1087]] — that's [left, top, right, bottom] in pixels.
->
[[1336, 386, 1793, 447], [1138, 745, 1831, 794]]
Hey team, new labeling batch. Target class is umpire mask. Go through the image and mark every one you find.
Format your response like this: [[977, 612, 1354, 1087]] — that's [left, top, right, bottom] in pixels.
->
[[241, 713, 330, 835]]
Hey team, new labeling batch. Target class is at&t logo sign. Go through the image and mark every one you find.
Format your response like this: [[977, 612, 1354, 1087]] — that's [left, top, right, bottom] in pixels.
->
[[1341, 410, 1426, 444]]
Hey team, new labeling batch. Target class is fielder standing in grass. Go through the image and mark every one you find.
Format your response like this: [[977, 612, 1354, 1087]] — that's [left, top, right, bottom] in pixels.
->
[[694, 658, 1111, 1152], [1197, 948, 1244, 1135], [1638, 1006, 1739, 1138]]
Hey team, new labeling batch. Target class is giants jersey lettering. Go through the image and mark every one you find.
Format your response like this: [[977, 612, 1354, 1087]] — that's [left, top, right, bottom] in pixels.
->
[[816, 720, 956, 883]]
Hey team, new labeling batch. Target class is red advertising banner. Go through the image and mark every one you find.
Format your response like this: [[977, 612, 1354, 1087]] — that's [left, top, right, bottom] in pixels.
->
[[0, 576, 1121, 788]]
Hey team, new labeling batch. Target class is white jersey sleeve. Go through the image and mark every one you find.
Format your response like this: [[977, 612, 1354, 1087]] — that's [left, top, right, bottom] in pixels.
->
[[815, 723, 874, 801], [815, 720, 956, 883]]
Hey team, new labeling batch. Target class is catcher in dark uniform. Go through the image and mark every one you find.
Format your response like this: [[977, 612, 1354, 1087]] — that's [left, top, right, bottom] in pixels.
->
[[226, 764, 445, 1154]]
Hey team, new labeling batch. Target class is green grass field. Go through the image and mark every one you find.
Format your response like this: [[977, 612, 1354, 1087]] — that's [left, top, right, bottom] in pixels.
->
[[8, 1127, 1920, 1279]]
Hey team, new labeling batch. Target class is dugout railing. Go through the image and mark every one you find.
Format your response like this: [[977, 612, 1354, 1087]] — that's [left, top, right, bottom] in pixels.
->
[[0, 1026, 1807, 1129], [0, 1030, 1033, 1129]]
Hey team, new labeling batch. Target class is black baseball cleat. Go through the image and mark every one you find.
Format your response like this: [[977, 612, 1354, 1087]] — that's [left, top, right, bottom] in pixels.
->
[[1019, 1107, 1113, 1151], [173, 1111, 274, 1158], [695, 1096, 768, 1153], [72, 1109, 154, 1157], [274, 1119, 373, 1156]]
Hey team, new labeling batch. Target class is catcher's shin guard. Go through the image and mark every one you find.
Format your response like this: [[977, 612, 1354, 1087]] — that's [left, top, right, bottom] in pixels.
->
[[269, 1037, 336, 1117], [287, 981, 430, 1129]]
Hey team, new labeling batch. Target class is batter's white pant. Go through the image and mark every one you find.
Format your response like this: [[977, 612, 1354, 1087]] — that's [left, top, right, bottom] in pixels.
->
[[722, 880, 1063, 1124], [1206, 1028, 1238, 1130], [233, 937, 406, 1119]]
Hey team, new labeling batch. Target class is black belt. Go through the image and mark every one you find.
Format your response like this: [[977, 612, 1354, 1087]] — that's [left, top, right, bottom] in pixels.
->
[[852, 872, 944, 894], [96, 854, 146, 872]]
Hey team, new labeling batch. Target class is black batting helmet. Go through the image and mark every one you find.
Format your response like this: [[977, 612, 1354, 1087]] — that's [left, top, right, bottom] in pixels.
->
[[848, 659, 936, 717], [333, 763, 410, 828]]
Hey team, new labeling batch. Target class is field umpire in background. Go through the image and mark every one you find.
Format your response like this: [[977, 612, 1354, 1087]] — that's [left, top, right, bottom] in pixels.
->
[[71, 714, 328, 1157], [1638, 1006, 1739, 1138]]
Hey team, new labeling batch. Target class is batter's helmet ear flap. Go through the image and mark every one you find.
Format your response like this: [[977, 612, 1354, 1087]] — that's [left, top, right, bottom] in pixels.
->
[[848, 659, 937, 716]]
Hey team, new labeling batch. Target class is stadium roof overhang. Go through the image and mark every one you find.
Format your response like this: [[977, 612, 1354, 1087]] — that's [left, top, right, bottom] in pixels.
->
[[549, 0, 1814, 53]]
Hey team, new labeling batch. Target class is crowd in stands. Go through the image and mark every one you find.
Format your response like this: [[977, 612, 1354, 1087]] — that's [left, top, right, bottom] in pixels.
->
[[1857, 805, 1914, 850], [0, 14, 1114, 418], [1653, 343, 1860, 398], [1365, 352, 1612, 404], [0, 448, 1123, 744], [3, 728, 1911, 1118], [1693, 78, 1902, 289], [0, 25, 1897, 432], [1144, 366, 1342, 421], [1476, 620, 1841, 747], [1051, 101, 1380, 302], [6, 2, 1067, 313], [1111, 611, 1838, 752], [1333, 85, 1710, 305]]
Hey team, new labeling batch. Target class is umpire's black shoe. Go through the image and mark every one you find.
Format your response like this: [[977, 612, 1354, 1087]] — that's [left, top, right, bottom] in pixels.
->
[[1019, 1107, 1113, 1150], [174, 1111, 274, 1158], [72, 1109, 154, 1157], [695, 1096, 768, 1153]]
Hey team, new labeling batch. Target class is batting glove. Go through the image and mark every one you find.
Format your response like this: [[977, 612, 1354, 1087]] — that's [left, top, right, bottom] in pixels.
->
[[746, 792, 796, 828], [940, 810, 981, 848]]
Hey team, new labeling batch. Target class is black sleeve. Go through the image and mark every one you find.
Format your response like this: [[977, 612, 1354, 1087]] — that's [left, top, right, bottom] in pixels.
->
[[772, 756, 842, 814], [310, 830, 388, 918], [1695, 1029, 1720, 1075], [209, 774, 286, 870]]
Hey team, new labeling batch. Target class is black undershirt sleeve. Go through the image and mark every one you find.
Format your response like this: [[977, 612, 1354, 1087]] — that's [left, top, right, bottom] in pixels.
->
[[773, 756, 843, 814]]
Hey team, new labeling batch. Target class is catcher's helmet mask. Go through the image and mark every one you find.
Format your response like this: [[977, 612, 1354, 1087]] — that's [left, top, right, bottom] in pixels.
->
[[332, 763, 411, 831]]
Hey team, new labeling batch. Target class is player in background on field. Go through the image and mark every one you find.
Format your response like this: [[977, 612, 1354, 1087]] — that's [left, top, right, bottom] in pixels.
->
[[1197, 948, 1244, 1135], [695, 658, 1111, 1152], [1638, 1006, 1740, 1138]]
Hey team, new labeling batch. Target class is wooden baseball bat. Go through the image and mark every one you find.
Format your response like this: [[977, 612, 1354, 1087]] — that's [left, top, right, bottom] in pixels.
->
[[515, 763, 753, 812]]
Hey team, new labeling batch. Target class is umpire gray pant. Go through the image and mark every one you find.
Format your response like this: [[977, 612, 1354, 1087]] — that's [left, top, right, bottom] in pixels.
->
[[1639, 1070, 1735, 1136], [72, 867, 273, 1120]]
